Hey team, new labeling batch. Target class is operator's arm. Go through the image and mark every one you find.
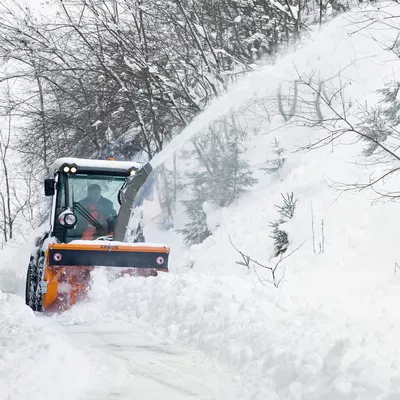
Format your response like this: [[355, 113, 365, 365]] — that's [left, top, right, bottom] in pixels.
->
[[99, 198, 117, 234], [101, 198, 116, 218]]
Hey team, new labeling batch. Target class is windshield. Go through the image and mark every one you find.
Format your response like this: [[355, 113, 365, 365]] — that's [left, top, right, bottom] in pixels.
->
[[55, 173, 126, 242]]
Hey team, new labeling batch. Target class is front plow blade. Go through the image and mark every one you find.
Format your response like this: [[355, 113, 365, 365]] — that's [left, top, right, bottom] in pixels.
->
[[43, 243, 169, 312]]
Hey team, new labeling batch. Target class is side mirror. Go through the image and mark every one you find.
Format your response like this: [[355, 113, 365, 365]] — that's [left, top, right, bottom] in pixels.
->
[[44, 179, 55, 196]]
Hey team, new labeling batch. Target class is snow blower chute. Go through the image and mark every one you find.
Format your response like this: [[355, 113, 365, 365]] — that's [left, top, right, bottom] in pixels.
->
[[26, 158, 169, 312]]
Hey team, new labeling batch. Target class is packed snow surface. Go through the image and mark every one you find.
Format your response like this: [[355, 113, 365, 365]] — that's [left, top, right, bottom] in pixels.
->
[[2, 2, 400, 399], [61, 270, 400, 400], [0, 291, 108, 400], [0, 288, 238, 400]]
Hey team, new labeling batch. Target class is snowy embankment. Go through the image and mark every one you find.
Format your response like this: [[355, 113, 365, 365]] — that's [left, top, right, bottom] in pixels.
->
[[0, 291, 112, 399], [3, 2, 400, 399], [60, 268, 400, 399]]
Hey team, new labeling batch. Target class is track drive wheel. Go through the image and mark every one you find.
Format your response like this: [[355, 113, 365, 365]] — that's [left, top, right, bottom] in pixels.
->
[[25, 251, 44, 312]]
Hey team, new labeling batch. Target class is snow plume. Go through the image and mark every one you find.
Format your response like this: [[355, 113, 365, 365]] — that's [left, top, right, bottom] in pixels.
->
[[149, 1, 398, 170], [142, 2, 400, 272]]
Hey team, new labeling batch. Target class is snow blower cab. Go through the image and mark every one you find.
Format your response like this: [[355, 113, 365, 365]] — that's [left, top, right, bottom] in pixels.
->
[[26, 158, 169, 312]]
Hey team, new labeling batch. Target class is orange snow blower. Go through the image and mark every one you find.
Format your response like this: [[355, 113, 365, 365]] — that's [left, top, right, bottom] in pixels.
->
[[26, 158, 169, 312]]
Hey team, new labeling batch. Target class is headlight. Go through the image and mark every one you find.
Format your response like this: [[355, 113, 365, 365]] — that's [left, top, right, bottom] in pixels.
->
[[130, 169, 136, 176], [63, 166, 70, 173], [59, 211, 77, 228], [64, 213, 77, 227], [70, 166, 77, 174]]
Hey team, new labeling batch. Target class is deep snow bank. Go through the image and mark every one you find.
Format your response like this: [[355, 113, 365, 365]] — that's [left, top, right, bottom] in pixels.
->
[[0, 290, 112, 400], [0, 228, 48, 296], [0, 242, 32, 296], [59, 270, 400, 400]]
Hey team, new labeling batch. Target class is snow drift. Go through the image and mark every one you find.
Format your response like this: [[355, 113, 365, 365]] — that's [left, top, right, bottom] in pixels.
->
[[0, 290, 113, 400]]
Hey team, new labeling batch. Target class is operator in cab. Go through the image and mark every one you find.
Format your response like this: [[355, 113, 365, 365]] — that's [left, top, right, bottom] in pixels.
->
[[76, 184, 117, 239]]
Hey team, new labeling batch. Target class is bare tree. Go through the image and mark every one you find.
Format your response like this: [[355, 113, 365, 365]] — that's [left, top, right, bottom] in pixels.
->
[[277, 81, 299, 122], [291, 66, 400, 200], [0, 83, 35, 243], [230, 236, 303, 287], [0, 0, 352, 172]]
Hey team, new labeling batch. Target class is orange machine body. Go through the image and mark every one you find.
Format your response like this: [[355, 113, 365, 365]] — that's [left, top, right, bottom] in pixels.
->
[[42, 242, 169, 312]]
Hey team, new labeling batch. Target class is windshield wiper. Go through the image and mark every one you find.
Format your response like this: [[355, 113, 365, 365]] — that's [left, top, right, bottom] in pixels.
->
[[73, 202, 108, 234]]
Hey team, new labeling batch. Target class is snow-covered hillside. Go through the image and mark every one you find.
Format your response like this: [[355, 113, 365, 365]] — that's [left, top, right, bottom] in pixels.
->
[[3, 2, 400, 399]]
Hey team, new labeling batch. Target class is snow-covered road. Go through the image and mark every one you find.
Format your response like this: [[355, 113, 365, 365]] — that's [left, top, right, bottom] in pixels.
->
[[44, 317, 238, 400]]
